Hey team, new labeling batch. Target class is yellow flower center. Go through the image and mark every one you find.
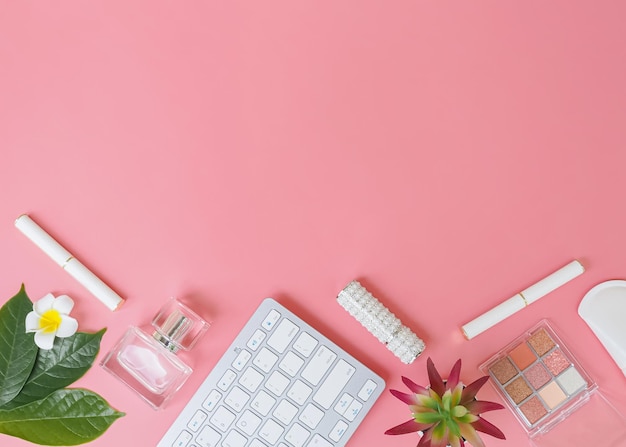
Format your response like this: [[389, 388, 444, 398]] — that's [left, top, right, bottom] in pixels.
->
[[39, 309, 62, 333]]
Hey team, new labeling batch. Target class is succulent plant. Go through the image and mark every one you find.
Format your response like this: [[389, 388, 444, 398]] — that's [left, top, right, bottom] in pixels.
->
[[385, 358, 505, 447]]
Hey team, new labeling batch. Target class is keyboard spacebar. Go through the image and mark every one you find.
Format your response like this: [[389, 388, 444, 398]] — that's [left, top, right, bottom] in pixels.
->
[[313, 360, 356, 409]]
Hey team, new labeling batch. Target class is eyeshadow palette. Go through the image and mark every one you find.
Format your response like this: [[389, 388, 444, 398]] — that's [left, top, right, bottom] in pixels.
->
[[480, 320, 596, 435]]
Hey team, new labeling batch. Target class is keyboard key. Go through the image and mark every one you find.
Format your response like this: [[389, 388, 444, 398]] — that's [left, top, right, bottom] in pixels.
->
[[267, 319, 299, 353], [186, 409, 207, 432], [358, 379, 378, 401], [239, 367, 264, 392], [253, 347, 279, 373], [202, 389, 222, 412], [250, 440, 270, 447], [222, 430, 247, 447], [262, 309, 281, 331], [345, 399, 363, 422], [279, 351, 305, 377], [251, 390, 276, 416], [224, 386, 250, 412], [259, 419, 284, 445], [292, 332, 318, 358], [265, 370, 290, 396], [329, 420, 349, 442], [285, 422, 310, 447], [232, 349, 252, 371], [273, 400, 298, 425], [210, 406, 236, 432], [172, 430, 192, 447], [306, 434, 332, 447], [299, 403, 324, 429], [287, 380, 312, 406], [196, 426, 220, 447], [236, 409, 262, 436], [247, 330, 266, 351], [301, 346, 336, 386], [333, 393, 353, 416], [313, 359, 355, 409], [217, 370, 237, 391]]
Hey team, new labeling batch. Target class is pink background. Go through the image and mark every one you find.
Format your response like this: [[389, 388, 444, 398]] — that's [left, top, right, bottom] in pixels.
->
[[2, 2, 626, 446]]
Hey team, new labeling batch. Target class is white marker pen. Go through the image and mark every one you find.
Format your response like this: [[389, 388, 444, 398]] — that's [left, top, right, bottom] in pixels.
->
[[461, 260, 584, 340], [15, 214, 124, 311]]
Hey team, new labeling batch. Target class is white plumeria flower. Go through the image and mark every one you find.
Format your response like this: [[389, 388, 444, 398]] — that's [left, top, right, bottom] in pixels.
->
[[25, 293, 78, 350]]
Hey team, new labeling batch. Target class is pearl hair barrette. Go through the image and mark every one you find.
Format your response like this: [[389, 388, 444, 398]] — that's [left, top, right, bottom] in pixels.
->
[[337, 280, 425, 364]]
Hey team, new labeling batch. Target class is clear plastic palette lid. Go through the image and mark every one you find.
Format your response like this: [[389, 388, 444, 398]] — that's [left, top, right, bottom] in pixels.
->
[[530, 391, 626, 447]]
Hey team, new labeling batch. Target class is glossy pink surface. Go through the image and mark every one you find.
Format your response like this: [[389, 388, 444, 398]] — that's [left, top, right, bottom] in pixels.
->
[[2, 2, 626, 446]]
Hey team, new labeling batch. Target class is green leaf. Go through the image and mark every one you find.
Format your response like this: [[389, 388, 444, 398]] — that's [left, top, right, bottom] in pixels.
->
[[0, 388, 125, 446], [414, 411, 444, 425], [1, 329, 106, 409], [0, 285, 38, 406], [442, 390, 452, 412]]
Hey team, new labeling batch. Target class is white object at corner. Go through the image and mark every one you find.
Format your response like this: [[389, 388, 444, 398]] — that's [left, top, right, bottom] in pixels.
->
[[579, 280, 626, 378], [14, 214, 124, 311], [461, 260, 585, 340]]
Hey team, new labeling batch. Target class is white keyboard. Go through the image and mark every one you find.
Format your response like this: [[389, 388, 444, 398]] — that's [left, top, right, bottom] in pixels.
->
[[158, 298, 385, 447]]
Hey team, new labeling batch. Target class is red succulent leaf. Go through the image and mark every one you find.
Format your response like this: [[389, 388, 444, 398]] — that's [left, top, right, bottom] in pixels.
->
[[447, 359, 462, 389], [460, 375, 489, 404], [389, 389, 419, 405], [385, 419, 431, 435], [430, 422, 451, 447], [471, 416, 506, 440], [459, 424, 486, 447], [464, 400, 505, 414], [417, 428, 433, 447], [402, 376, 429, 395], [448, 434, 464, 447], [426, 358, 446, 396]]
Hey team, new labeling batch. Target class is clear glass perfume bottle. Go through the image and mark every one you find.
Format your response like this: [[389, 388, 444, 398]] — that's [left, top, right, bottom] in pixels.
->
[[101, 298, 209, 409]]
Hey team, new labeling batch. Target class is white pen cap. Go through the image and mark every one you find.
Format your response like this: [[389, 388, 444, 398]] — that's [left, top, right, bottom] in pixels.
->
[[521, 260, 584, 304], [15, 214, 124, 311]]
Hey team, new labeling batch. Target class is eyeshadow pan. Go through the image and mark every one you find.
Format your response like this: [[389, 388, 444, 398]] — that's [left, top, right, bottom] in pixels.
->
[[545, 349, 569, 375], [539, 381, 567, 409], [509, 343, 536, 370], [520, 396, 548, 424], [490, 357, 517, 384], [528, 328, 555, 356], [557, 366, 587, 395], [505, 377, 532, 404], [525, 363, 551, 389]]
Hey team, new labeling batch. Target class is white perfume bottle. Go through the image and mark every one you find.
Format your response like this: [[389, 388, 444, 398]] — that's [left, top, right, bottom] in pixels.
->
[[101, 298, 209, 409]]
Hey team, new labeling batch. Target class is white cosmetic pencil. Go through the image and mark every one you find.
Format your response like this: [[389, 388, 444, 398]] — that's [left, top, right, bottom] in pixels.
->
[[15, 214, 124, 311], [461, 260, 584, 340]]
